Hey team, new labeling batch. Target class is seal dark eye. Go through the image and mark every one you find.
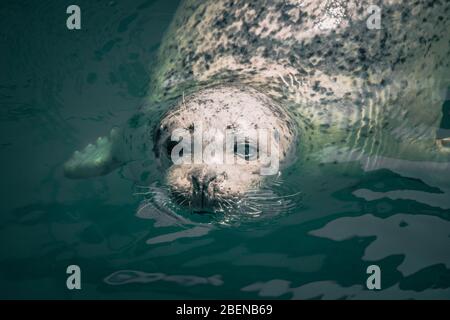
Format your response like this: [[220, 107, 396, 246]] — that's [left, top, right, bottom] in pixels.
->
[[234, 141, 258, 161]]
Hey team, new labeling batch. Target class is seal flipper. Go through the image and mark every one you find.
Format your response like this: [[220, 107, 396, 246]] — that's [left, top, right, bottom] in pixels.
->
[[64, 127, 125, 179]]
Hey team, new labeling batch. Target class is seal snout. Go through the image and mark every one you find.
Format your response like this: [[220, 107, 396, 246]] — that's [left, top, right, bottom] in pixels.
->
[[191, 168, 218, 210]]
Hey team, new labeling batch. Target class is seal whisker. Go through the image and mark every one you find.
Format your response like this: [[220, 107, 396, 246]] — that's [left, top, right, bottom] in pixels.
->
[[133, 191, 158, 196], [245, 190, 302, 201], [136, 200, 154, 216]]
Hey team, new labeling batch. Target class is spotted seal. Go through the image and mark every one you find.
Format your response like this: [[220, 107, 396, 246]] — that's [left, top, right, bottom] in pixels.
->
[[64, 0, 450, 213]]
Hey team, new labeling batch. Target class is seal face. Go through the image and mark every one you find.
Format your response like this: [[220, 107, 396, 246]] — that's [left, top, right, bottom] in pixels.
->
[[153, 85, 297, 212]]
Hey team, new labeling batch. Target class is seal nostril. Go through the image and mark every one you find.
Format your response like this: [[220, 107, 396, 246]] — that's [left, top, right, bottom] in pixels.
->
[[191, 175, 201, 191], [205, 174, 217, 187]]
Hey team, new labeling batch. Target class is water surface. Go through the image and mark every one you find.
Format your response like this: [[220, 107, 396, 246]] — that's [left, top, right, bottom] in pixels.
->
[[1, 0, 449, 299]]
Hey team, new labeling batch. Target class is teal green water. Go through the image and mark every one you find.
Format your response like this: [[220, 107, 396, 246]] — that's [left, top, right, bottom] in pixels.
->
[[1, 0, 450, 299]]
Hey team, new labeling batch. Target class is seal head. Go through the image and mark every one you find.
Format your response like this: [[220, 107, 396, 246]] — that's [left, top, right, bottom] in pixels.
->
[[153, 85, 297, 213]]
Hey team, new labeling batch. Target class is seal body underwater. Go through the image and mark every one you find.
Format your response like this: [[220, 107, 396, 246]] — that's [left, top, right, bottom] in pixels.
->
[[64, 0, 450, 212]]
